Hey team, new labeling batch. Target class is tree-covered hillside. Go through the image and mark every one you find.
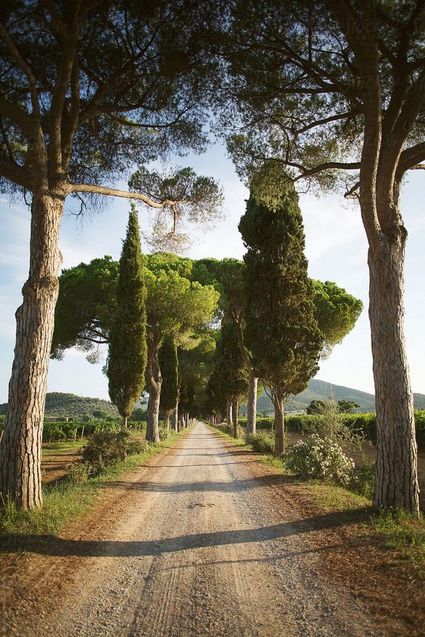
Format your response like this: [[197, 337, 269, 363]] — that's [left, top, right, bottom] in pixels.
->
[[243, 379, 425, 414], [0, 393, 119, 420]]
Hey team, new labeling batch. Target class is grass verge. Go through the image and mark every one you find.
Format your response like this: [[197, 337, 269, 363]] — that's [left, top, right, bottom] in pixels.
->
[[372, 509, 425, 571], [42, 440, 84, 456], [0, 429, 187, 539]]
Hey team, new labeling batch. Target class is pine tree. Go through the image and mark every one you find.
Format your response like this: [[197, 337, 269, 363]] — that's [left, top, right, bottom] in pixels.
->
[[107, 205, 147, 428], [239, 175, 323, 453], [159, 336, 179, 430]]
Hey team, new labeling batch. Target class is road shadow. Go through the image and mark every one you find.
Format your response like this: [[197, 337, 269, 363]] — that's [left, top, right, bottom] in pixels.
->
[[0, 507, 371, 558], [99, 473, 299, 493]]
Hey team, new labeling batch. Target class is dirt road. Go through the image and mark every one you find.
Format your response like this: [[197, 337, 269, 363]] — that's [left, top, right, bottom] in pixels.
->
[[0, 423, 421, 636]]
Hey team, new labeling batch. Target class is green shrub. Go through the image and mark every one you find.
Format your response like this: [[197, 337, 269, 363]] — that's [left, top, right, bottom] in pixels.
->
[[285, 434, 354, 485], [81, 431, 145, 476], [350, 462, 375, 498], [246, 431, 275, 454], [66, 462, 91, 484]]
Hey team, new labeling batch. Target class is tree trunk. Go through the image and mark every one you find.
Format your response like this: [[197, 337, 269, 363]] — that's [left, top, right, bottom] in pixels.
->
[[232, 398, 239, 438], [226, 399, 232, 428], [173, 401, 179, 432], [0, 193, 64, 510], [146, 343, 161, 444], [164, 410, 171, 431], [273, 390, 285, 455], [246, 370, 258, 435], [122, 415, 128, 430], [369, 234, 419, 514]]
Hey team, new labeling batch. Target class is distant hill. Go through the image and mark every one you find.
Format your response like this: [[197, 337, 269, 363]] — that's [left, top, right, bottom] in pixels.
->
[[0, 392, 119, 420], [242, 378, 425, 414]]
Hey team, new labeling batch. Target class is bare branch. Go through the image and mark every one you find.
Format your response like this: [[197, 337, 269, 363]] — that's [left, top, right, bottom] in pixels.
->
[[293, 160, 361, 181], [68, 182, 185, 209]]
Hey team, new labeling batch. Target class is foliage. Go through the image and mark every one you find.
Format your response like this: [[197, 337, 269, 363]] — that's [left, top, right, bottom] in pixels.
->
[[159, 336, 179, 413], [51, 257, 118, 360], [306, 400, 326, 415], [350, 463, 375, 499], [240, 176, 323, 397], [41, 419, 144, 443], [66, 462, 91, 485], [338, 400, 360, 414], [215, 321, 248, 404], [178, 330, 218, 417], [82, 431, 146, 476], [245, 431, 275, 455], [312, 281, 363, 351], [285, 435, 355, 485], [107, 207, 147, 421], [130, 167, 223, 249]]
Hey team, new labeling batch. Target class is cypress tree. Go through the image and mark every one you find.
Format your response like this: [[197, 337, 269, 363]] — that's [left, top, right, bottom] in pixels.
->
[[216, 321, 248, 438], [107, 204, 147, 429], [159, 336, 179, 430], [239, 175, 323, 453]]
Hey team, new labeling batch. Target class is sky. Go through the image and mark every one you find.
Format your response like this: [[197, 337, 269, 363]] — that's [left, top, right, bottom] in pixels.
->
[[1, 143, 424, 402]]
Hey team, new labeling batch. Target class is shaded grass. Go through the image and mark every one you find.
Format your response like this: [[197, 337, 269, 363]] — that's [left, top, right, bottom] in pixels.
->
[[372, 509, 425, 571], [42, 441, 84, 456], [0, 429, 187, 539]]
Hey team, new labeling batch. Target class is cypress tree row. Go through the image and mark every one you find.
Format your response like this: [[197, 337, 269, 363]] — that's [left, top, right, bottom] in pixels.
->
[[159, 336, 179, 430], [239, 177, 323, 453], [107, 204, 147, 429]]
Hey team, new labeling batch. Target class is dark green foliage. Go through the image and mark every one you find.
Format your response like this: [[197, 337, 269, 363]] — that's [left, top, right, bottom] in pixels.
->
[[51, 257, 118, 359], [107, 207, 147, 421], [45, 393, 119, 419], [245, 431, 275, 455], [216, 321, 248, 404], [82, 431, 146, 476], [306, 400, 326, 415], [159, 337, 179, 413], [338, 400, 360, 414], [240, 177, 323, 397], [313, 281, 363, 349]]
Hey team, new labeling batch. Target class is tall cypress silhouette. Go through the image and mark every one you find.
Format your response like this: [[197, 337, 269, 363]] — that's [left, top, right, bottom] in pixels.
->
[[108, 204, 147, 428]]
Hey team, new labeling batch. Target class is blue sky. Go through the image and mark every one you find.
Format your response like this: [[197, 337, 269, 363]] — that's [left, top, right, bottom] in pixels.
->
[[1, 144, 424, 402]]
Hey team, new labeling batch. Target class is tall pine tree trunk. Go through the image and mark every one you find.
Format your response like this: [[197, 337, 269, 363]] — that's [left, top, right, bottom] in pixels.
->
[[369, 233, 419, 514], [0, 193, 64, 510], [273, 390, 285, 455], [173, 401, 179, 432], [232, 398, 239, 438], [146, 345, 161, 443], [164, 410, 171, 431], [246, 369, 257, 434], [226, 399, 232, 428]]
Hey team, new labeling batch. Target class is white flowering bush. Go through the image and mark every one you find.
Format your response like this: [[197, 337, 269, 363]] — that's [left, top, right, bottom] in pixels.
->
[[285, 434, 355, 485]]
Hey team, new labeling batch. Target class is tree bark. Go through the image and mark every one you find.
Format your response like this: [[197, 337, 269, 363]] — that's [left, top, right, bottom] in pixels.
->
[[122, 415, 128, 430], [232, 398, 239, 438], [146, 343, 161, 444], [173, 401, 179, 432], [0, 193, 64, 510], [164, 410, 171, 431], [273, 390, 285, 455], [226, 399, 232, 428], [246, 370, 258, 435], [369, 232, 420, 514]]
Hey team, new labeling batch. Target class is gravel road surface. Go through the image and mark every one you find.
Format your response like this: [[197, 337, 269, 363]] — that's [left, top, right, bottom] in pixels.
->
[[1, 423, 396, 636]]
